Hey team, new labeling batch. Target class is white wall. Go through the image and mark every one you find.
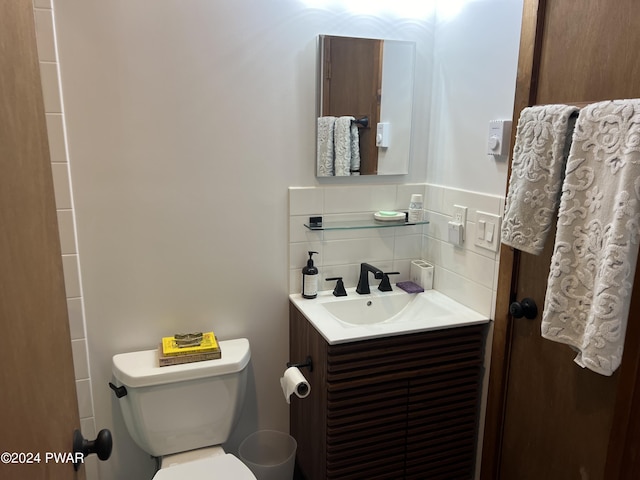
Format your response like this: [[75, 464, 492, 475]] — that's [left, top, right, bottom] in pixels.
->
[[47, 0, 522, 479], [428, 0, 523, 195]]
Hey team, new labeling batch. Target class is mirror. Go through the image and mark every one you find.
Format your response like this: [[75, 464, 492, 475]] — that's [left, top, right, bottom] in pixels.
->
[[317, 35, 416, 177]]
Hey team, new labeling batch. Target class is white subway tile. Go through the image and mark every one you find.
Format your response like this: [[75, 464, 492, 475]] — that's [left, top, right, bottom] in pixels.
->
[[442, 187, 502, 220], [71, 339, 89, 380], [50, 162, 72, 209], [39, 62, 62, 113], [323, 186, 371, 214], [33, 0, 52, 8], [33, 9, 56, 62], [318, 263, 360, 290], [370, 185, 398, 212], [83, 455, 100, 480], [323, 237, 394, 266], [423, 211, 449, 242], [394, 233, 423, 261], [396, 184, 427, 211], [57, 209, 77, 254], [289, 215, 322, 243], [289, 241, 323, 270], [75, 379, 94, 418], [391, 258, 412, 283], [323, 185, 397, 214], [490, 288, 497, 321], [493, 257, 501, 291], [425, 238, 496, 288], [80, 417, 96, 441], [67, 297, 85, 340], [424, 184, 445, 213], [45, 114, 67, 163], [433, 267, 492, 317], [289, 187, 323, 216], [62, 254, 81, 298]]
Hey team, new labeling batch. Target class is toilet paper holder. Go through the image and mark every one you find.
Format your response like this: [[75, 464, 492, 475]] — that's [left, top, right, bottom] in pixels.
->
[[287, 356, 313, 373]]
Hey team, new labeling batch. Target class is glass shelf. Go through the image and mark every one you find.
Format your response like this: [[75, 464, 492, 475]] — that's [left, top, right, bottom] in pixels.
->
[[304, 217, 429, 231]]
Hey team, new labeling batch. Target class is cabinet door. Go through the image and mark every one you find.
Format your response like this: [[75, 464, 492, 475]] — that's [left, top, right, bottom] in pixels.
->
[[406, 367, 483, 479], [326, 324, 486, 479], [405, 326, 486, 479], [326, 379, 408, 479]]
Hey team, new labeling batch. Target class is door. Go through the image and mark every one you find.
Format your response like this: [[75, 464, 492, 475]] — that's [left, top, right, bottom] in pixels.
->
[[482, 0, 640, 479], [321, 36, 383, 174], [0, 1, 85, 479]]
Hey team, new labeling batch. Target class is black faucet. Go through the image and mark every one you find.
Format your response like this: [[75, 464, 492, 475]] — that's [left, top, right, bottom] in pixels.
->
[[356, 263, 384, 294]]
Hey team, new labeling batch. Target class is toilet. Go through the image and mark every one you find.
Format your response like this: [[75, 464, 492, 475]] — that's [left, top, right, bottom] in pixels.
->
[[110, 337, 256, 479]]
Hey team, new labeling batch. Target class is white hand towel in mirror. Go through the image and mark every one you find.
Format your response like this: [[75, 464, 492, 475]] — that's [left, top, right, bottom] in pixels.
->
[[349, 121, 360, 175], [317, 116, 336, 176], [334, 116, 354, 176]]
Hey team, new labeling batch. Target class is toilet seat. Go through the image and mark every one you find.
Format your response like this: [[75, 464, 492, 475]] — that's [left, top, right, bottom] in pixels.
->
[[152, 454, 256, 479]]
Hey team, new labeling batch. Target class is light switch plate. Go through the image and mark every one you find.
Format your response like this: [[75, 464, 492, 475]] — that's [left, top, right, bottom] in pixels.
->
[[475, 211, 501, 252]]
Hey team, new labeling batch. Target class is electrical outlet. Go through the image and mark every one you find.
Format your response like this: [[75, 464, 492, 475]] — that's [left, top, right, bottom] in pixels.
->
[[453, 205, 467, 225], [452, 205, 467, 241]]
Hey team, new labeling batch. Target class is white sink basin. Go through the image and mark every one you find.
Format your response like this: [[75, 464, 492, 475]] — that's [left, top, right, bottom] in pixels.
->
[[322, 294, 413, 325], [290, 288, 489, 344]]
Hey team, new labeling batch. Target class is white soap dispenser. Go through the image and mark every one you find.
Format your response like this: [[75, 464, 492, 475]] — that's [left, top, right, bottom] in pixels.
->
[[302, 251, 319, 299]]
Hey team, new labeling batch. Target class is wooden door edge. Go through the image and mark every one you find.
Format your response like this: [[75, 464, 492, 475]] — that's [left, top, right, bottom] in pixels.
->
[[479, 0, 546, 478]]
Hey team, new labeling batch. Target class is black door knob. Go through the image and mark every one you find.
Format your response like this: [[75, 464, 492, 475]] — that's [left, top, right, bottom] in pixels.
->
[[509, 297, 538, 319], [73, 429, 112, 471]]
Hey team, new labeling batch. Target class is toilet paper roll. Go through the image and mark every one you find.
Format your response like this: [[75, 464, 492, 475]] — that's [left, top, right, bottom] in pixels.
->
[[280, 367, 311, 404]]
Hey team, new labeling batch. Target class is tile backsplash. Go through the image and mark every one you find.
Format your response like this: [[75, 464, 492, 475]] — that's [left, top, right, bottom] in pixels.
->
[[288, 184, 504, 318]]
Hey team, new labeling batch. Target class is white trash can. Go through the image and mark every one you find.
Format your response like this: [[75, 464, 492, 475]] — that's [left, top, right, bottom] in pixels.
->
[[238, 430, 297, 480]]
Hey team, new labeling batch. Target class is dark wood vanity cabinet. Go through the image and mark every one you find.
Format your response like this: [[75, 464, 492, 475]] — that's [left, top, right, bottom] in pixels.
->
[[289, 302, 487, 480]]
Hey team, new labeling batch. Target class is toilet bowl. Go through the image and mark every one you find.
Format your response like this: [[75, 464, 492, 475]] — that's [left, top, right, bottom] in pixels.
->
[[110, 338, 256, 479]]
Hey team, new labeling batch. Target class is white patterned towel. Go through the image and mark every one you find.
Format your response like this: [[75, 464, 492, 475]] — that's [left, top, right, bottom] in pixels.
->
[[349, 120, 360, 175], [317, 116, 336, 176], [541, 99, 640, 376], [501, 105, 579, 254], [334, 116, 359, 176]]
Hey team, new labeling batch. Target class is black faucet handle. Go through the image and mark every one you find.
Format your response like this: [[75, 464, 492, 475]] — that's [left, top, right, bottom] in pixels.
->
[[378, 272, 400, 292], [326, 277, 347, 297]]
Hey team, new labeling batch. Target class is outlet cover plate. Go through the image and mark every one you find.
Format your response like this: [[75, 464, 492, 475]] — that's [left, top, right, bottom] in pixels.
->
[[453, 205, 467, 240], [453, 205, 467, 224], [475, 211, 501, 252]]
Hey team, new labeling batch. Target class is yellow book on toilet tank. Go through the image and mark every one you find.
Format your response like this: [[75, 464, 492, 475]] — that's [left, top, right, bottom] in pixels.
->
[[161, 331, 220, 356]]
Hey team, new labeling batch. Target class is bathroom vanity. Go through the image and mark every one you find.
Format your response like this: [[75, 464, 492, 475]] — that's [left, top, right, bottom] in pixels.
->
[[289, 296, 488, 479]]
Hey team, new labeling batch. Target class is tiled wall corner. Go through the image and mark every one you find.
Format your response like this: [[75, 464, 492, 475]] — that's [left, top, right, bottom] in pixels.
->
[[32, 2, 98, 479]]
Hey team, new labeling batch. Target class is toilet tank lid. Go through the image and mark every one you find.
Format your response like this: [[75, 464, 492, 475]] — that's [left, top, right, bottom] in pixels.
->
[[112, 338, 250, 388]]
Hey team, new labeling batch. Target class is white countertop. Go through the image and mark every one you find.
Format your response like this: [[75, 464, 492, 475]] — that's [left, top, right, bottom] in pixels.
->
[[289, 288, 490, 345]]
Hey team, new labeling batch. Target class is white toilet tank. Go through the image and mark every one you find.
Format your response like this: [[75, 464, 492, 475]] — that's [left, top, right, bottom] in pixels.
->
[[111, 338, 251, 457]]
